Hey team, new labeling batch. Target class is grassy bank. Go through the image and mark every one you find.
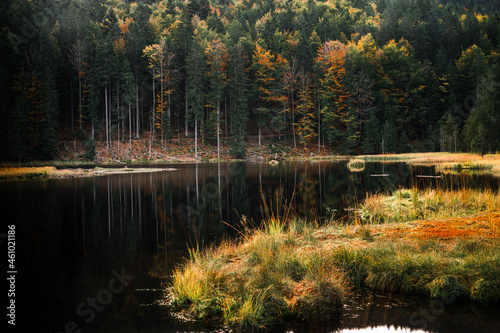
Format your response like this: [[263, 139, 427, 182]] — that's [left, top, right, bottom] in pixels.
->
[[359, 188, 500, 223], [359, 152, 500, 175], [169, 188, 500, 330], [0, 166, 176, 180], [170, 218, 347, 330]]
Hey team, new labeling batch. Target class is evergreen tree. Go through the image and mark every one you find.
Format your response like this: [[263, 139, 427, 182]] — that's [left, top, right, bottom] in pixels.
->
[[205, 37, 229, 158], [187, 38, 206, 158], [382, 120, 397, 154], [229, 43, 248, 158], [441, 113, 458, 153], [361, 109, 380, 154]]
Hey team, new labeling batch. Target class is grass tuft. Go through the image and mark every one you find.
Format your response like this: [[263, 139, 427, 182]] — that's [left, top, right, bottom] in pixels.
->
[[169, 185, 500, 329]]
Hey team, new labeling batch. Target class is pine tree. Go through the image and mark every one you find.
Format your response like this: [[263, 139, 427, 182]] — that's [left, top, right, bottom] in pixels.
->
[[361, 109, 380, 154], [229, 43, 248, 158], [382, 120, 397, 154], [205, 37, 229, 158], [441, 113, 458, 153], [187, 38, 206, 158]]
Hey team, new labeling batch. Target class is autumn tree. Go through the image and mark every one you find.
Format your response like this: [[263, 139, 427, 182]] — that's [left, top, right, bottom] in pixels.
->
[[295, 69, 316, 147], [143, 38, 177, 147], [316, 40, 358, 153], [251, 44, 276, 147]]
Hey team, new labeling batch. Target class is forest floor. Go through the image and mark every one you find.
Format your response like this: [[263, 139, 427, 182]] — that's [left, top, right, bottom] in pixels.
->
[[56, 132, 500, 166], [56, 133, 346, 164]]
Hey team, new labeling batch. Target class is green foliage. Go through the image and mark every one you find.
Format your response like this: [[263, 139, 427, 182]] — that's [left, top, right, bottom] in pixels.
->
[[463, 63, 500, 154], [2, 0, 500, 161], [84, 138, 96, 161], [382, 120, 397, 153], [362, 109, 380, 154], [229, 43, 248, 158], [441, 114, 458, 153]]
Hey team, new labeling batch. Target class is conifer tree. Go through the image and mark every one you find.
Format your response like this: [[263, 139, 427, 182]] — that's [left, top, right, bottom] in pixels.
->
[[205, 37, 229, 158], [229, 43, 248, 158], [187, 38, 206, 158]]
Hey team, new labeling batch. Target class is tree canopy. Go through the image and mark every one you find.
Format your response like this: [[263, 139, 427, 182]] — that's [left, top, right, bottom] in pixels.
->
[[1, 0, 500, 161]]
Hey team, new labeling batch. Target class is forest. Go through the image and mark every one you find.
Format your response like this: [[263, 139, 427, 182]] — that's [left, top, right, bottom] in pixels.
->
[[1, 0, 499, 162]]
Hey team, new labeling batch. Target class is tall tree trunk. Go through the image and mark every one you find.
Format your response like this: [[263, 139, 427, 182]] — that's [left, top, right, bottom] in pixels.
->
[[292, 94, 296, 148], [128, 104, 132, 152], [105, 85, 109, 150], [318, 101, 321, 153], [71, 80, 74, 133], [118, 121, 120, 161], [217, 101, 220, 159], [185, 80, 188, 137], [258, 107, 261, 147], [168, 91, 171, 143], [195, 119, 198, 158], [136, 77, 140, 139], [79, 77, 82, 130], [225, 99, 228, 143]]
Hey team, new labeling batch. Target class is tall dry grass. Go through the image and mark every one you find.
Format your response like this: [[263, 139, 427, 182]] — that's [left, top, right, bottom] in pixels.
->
[[169, 217, 347, 329], [0, 166, 56, 180], [359, 188, 500, 224]]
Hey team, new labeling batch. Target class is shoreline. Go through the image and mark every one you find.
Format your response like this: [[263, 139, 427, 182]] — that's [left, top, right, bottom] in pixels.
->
[[1, 152, 499, 180], [0, 166, 177, 181]]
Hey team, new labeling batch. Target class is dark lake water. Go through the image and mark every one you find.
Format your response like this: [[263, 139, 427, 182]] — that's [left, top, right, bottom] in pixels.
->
[[2, 161, 500, 332]]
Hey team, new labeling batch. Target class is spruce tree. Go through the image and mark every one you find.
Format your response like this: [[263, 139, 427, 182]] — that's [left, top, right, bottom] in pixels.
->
[[229, 43, 248, 158]]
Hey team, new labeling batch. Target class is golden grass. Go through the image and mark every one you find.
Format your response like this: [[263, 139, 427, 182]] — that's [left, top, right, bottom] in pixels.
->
[[170, 209, 500, 329], [359, 188, 500, 224], [357, 152, 500, 175], [0, 166, 176, 180], [0, 166, 57, 179]]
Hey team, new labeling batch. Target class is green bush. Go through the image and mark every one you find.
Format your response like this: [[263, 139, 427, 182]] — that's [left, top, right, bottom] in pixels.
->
[[84, 138, 96, 162]]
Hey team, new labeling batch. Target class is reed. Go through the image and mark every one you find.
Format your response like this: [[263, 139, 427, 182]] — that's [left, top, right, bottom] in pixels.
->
[[169, 218, 347, 329]]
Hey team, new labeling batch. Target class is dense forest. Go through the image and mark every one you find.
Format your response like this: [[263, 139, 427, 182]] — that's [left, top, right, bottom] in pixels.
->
[[1, 0, 499, 162]]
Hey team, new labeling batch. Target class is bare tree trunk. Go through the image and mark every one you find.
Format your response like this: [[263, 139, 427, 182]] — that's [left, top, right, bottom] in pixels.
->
[[118, 121, 120, 161], [195, 119, 198, 158], [105, 85, 109, 150], [225, 99, 228, 143], [168, 91, 171, 143], [185, 80, 188, 137], [292, 93, 296, 148], [79, 78, 82, 130], [136, 78, 140, 139], [217, 101, 220, 159], [71, 81, 74, 133], [318, 101, 321, 153], [129, 105, 132, 151]]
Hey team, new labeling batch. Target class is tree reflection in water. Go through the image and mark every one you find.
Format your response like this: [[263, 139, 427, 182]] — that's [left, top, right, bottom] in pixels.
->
[[3, 161, 500, 332]]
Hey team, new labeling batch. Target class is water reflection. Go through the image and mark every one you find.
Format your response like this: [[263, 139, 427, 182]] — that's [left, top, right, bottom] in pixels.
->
[[2, 161, 499, 332]]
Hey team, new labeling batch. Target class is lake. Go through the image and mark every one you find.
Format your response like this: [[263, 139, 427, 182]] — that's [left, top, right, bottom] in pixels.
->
[[3, 161, 500, 332]]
